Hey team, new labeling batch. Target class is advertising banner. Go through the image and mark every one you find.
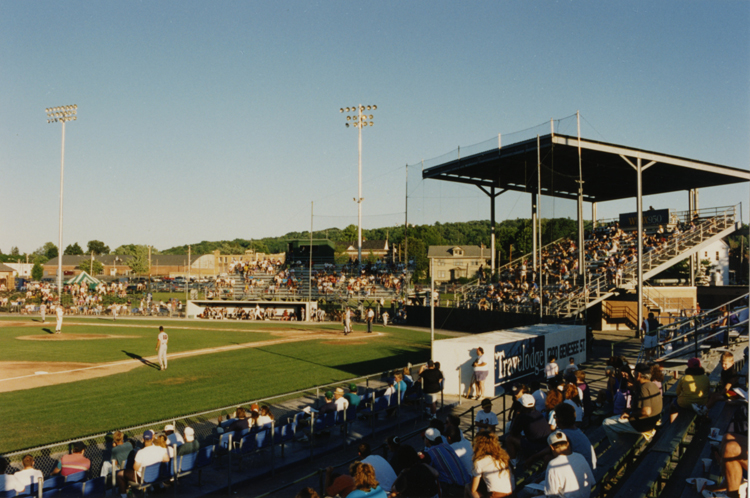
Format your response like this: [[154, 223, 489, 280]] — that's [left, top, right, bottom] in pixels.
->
[[619, 208, 670, 229], [493, 335, 545, 395]]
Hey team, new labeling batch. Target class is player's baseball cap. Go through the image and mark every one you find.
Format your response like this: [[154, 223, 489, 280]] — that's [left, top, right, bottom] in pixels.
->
[[143, 430, 154, 441], [164, 424, 175, 432], [184, 427, 195, 442], [324, 391, 334, 400], [481, 398, 492, 407], [349, 383, 358, 392]]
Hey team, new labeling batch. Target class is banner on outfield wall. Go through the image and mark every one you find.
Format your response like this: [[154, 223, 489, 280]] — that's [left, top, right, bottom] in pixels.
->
[[431, 324, 586, 397]]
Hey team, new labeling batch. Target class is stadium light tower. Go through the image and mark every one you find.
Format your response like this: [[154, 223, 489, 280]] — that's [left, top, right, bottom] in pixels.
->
[[46, 104, 77, 299], [340, 104, 377, 265]]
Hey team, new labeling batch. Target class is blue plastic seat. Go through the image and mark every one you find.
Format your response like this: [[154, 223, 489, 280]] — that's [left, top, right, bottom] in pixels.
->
[[59, 481, 84, 498], [63, 471, 87, 484], [43, 476, 64, 491], [81, 476, 106, 498]]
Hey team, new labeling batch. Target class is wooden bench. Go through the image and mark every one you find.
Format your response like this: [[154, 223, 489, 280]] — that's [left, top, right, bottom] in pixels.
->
[[610, 411, 697, 498], [676, 401, 740, 498]]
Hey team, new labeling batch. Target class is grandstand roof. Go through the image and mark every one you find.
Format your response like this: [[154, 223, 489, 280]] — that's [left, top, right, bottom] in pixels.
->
[[422, 133, 750, 203]]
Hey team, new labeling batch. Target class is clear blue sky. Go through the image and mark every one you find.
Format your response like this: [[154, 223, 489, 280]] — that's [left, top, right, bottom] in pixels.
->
[[1, 1, 748, 254]]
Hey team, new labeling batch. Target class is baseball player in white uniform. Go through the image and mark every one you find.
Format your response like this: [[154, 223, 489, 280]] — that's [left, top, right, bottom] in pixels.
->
[[156, 326, 168, 371], [55, 305, 64, 334], [343, 308, 352, 335], [40, 303, 46, 323]]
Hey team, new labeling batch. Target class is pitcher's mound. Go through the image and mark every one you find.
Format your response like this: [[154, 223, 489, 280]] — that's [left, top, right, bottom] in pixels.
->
[[18, 334, 137, 341]]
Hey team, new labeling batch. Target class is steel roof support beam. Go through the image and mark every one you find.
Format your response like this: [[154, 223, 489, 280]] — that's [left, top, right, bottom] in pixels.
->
[[621, 154, 657, 339], [478, 186, 507, 274]]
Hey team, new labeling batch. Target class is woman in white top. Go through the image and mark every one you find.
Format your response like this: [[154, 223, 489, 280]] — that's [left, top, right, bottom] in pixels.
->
[[469, 347, 490, 399], [467, 431, 515, 498]]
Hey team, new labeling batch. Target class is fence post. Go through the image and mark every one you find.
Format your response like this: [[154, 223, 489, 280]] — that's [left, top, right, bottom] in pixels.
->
[[318, 468, 325, 498], [693, 322, 699, 358]]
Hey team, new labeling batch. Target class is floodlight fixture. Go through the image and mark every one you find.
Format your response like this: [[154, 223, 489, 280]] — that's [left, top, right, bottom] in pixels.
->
[[45, 103, 78, 300], [339, 103, 378, 264]]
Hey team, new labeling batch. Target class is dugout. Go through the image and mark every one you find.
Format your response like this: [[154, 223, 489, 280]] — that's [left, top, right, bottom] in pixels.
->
[[433, 324, 586, 397], [186, 299, 317, 321]]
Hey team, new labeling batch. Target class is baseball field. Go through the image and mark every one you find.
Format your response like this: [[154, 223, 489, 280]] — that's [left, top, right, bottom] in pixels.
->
[[0, 316, 437, 453]]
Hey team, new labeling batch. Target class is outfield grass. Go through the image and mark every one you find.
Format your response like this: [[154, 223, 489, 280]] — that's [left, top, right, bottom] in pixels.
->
[[0, 318, 437, 452]]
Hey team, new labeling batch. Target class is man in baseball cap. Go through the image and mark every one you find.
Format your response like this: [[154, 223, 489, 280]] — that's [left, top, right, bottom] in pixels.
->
[[603, 362, 663, 446], [422, 428, 471, 489], [116, 429, 169, 498], [475, 398, 498, 432], [544, 431, 593, 497], [177, 427, 200, 456], [506, 393, 552, 464]]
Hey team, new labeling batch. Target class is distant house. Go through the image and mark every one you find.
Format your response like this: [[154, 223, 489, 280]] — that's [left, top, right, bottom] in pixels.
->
[[339, 240, 391, 262], [44, 255, 133, 278], [427, 245, 490, 283], [0, 263, 15, 291], [699, 239, 730, 285]]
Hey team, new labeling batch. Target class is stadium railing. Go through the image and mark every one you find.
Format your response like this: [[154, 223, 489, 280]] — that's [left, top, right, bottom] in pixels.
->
[[0, 362, 428, 495]]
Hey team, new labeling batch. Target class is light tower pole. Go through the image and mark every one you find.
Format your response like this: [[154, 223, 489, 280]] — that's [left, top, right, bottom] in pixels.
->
[[340, 104, 377, 265], [45, 105, 77, 300]]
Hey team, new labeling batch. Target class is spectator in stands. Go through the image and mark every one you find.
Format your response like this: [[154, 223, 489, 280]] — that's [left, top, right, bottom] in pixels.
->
[[348, 462, 388, 498], [466, 430, 514, 498], [555, 403, 596, 471], [474, 398, 498, 432], [393, 373, 408, 400], [563, 357, 578, 381], [445, 414, 465, 442], [295, 487, 321, 498], [642, 312, 661, 362], [706, 432, 749, 498], [444, 425, 472, 476], [402, 367, 414, 389], [563, 382, 584, 426], [335, 387, 351, 412], [545, 356, 560, 383], [358, 442, 397, 494], [164, 424, 184, 446], [602, 363, 662, 445], [530, 380, 546, 412], [419, 361, 444, 418], [468, 347, 489, 400], [116, 430, 169, 498], [258, 405, 275, 428], [154, 434, 173, 458], [345, 383, 361, 408], [13, 455, 44, 490], [574, 371, 593, 420], [543, 431, 593, 498], [52, 441, 90, 477], [707, 351, 740, 409], [506, 394, 552, 464], [177, 427, 199, 456], [544, 383, 565, 430], [325, 466, 355, 498], [102, 431, 133, 478], [422, 428, 471, 489], [649, 363, 665, 395], [389, 445, 441, 498], [595, 366, 618, 413], [0, 457, 24, 494], [219, 407, 251, 435], [670, 357, 710, 420]]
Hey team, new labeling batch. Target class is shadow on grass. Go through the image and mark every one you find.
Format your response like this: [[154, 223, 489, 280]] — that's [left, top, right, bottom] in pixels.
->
[[122, 350, 161, 370], [255, 346, 429, 377], [42, 328, 54, 335]]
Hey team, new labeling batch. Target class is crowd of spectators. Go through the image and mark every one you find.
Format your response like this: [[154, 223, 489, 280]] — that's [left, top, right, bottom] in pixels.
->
[[460, 215, 717, 314]]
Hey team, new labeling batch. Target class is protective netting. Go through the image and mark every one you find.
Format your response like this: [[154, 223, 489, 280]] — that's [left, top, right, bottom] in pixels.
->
[[407, 114, 581, 227]]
